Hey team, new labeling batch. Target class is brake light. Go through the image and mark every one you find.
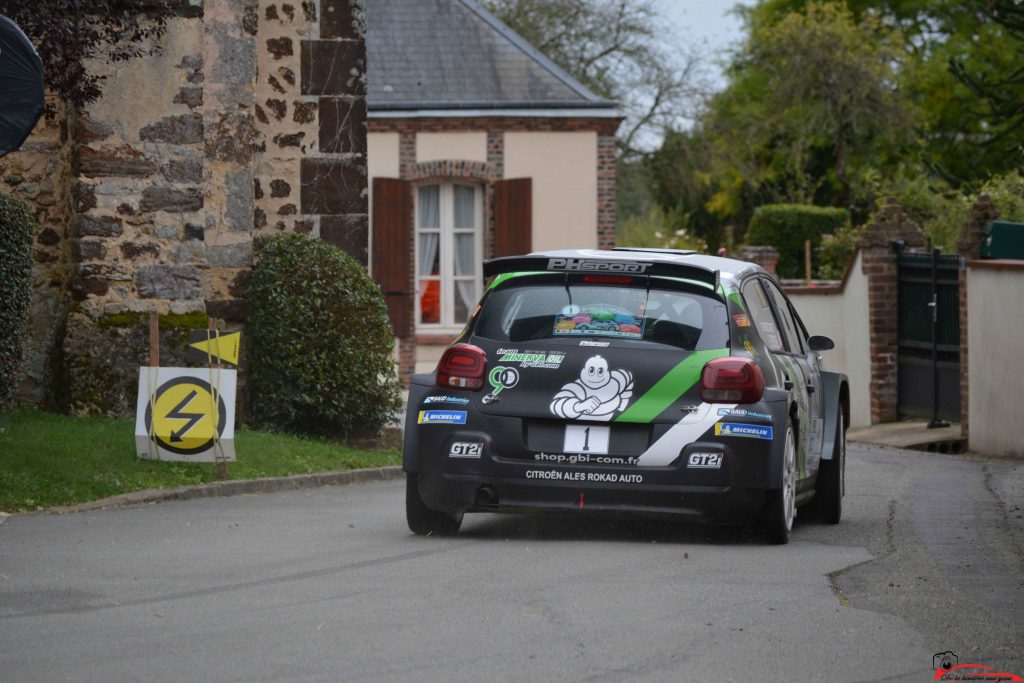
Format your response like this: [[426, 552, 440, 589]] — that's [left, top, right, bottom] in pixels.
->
[[582, 275, 635, 284], [700, 357, 765, 404], [437, 343, 487, 390]]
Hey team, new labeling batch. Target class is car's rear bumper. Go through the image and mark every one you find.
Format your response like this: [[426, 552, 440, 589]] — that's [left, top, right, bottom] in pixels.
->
[[415, 466, 766, 524]]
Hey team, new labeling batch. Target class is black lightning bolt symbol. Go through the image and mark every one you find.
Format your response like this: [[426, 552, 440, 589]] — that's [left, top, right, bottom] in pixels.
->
[[167, 390, 204, 443]]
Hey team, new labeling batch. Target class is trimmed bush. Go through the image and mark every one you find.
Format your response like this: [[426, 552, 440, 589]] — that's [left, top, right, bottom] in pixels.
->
[[247, 233, 402, 438], [746, 204, 850, 279], [0, 193, 35, 411]]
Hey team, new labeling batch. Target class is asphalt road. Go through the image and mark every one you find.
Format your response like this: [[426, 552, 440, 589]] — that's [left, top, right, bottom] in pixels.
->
[[1, 444, 1022, 683]]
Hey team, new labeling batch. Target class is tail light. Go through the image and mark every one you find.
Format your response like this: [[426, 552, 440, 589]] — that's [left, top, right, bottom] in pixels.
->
[[700, 357, 765, 404], [437, 343, 487, 390]]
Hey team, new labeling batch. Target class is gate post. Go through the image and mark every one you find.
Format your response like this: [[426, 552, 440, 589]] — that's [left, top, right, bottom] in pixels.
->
[[956, 195, 999, 445], [857, 198, 926, 424]]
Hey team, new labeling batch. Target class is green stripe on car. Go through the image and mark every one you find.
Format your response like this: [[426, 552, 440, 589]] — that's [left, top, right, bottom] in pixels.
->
[[615, 348, 730, 423]]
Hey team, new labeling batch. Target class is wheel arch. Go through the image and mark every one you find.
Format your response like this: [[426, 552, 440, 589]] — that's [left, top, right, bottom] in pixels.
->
[[819, 371, 850, 461]]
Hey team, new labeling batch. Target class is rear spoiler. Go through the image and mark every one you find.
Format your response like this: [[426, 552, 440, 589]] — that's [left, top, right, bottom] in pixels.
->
[[483, 255, 720, 289]]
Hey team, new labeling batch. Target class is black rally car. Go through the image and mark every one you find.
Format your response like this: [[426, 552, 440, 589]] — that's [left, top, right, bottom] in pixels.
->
[[403, 248, 850, 543]]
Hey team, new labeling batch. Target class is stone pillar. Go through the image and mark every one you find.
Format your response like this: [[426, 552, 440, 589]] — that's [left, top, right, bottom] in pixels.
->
[[738, 245, 780, 275], [203, 0, 260, 324], [956, 194, 999, 444], [298, 0, 368, 263], [857, 198, 927, 424]]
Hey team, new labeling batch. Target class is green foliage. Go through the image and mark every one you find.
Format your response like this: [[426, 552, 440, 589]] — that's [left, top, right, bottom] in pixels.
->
[[979, 171, 1024, 222], [0, 193, 35, 411], [0, 408, 400, 511], [246, 234, 402, 438], [817, 222, 864, 280], [746, 204, 850, 279], [617, 205, 708, 253]]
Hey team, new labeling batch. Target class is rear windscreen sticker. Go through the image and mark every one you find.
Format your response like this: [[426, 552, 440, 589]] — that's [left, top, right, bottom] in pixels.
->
[[552, 305, 645, 339], [550, 355, 634, 421]]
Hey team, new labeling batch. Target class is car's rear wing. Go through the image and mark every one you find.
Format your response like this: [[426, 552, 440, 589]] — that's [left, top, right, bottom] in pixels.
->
[[483, 255, 720, 289]]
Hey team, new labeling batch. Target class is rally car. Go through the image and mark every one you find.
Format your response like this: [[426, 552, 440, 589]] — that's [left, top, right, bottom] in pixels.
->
[[403, 248, 850, 544]]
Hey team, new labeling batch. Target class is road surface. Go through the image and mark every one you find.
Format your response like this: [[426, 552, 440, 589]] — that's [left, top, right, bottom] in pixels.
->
[[1, 443, 1022, 682]]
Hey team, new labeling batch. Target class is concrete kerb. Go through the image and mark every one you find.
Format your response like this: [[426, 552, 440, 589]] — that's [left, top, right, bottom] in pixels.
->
[[39, 466, 405, 515]]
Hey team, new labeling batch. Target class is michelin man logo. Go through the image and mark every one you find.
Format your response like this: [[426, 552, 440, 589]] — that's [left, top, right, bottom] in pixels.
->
[[550, 355, 634, 421]]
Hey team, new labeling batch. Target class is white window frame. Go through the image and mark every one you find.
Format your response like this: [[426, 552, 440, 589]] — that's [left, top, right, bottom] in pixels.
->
[[415, 181, 484, 331]]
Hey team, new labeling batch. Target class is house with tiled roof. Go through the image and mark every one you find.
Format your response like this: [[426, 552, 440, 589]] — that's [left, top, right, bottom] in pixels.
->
[[364, 0, 621, 379]]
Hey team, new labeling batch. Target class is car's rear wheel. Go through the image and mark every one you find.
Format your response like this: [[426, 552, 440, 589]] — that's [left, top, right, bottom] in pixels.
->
[[406, 473, 462, 536], [813, 411, 845, 524], [763, 422, 797, 545]]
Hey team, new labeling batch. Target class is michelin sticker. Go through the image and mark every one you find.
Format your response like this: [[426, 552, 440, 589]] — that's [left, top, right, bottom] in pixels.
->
[[550, 355, 634, 421], [717, 407, 772, 422], [424, 395, 470, 405], [715, 422, 773, 440], [483, 366, 519, 404], [418, 410, 467, 425]]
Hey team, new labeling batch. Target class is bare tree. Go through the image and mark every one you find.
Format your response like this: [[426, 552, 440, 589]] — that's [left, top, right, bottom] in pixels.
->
[[481, 0, 707, 158]]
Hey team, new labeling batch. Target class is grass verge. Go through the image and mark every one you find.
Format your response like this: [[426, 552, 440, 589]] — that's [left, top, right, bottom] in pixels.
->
[[0, 408, 400, 512]]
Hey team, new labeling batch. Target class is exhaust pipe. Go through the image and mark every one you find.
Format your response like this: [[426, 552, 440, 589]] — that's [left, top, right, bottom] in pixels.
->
[[476, 485, 498, 506]]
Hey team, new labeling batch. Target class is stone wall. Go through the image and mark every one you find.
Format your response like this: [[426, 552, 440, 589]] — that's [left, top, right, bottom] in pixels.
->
[[0, 0, 367, 416]]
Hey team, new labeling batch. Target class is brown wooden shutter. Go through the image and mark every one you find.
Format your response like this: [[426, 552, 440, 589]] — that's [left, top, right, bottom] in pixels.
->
[[372, 177, 413, 337], [493, 177, 532, 257]]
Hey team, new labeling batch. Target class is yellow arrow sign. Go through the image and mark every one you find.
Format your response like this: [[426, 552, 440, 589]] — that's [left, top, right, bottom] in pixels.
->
[[186, 330, 240, 367]]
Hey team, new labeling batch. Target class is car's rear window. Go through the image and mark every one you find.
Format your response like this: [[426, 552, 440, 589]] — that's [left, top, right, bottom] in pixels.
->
[[474, 278, 729, 350]]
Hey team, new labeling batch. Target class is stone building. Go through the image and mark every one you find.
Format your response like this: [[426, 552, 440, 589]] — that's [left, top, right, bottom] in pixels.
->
[[364, 0, 621, 380], [0, 0, 368, 415]]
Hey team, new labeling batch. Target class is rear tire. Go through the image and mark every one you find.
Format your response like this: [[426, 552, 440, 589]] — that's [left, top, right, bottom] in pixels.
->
[[814, 412, 845, 524], [406, 473, 462, 536], [763, 422, 797, 545]]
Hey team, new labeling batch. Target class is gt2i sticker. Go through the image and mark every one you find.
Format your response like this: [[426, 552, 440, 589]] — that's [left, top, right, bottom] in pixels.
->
[[525, 470, 644, 483], [483, 366, 519, 404], [423, 395, 470, 405], [495, 348, 565, 369], [449, 441, 483, 458], [418, 410, 467, 425], [687, 451, 724, 469], [715, 422, 773, 440], [717, 407, 772, 421], [550, 355, 634, 421]]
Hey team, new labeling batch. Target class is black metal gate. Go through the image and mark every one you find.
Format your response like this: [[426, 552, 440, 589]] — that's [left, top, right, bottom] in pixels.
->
[[896, 247, 961, 422]]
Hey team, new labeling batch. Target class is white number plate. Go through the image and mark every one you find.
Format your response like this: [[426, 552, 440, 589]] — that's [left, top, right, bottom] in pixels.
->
[[563, 425, 610, 454]]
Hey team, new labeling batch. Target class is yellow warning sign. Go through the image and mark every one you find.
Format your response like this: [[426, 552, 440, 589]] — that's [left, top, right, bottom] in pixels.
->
[[145, 376, 226, 455], [186, 330, 240, 367]]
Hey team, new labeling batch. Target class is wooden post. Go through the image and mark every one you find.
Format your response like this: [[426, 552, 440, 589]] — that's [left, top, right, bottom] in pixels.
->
[[804, 239, 812, 285], [148, 312, 159, 367], [209, 317, 228, 481]]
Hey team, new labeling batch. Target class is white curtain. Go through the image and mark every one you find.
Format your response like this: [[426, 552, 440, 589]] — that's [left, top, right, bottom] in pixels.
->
[[453, 234, 476, 319], [452, 186, 477, 319], [417, 185, 440, 296]]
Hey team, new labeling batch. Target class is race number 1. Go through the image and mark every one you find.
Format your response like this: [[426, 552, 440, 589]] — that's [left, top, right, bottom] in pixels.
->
[[563, 425, 610, 454]]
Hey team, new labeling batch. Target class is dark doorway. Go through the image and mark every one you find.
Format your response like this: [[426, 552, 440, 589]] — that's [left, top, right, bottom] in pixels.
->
[[896, 248, 961, 421]]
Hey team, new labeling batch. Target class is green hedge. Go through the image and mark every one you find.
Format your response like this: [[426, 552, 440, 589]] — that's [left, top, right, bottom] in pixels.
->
[[0, 193, 35, 411], [246, 233, 402, 438], [746, 204, 850, 279]]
